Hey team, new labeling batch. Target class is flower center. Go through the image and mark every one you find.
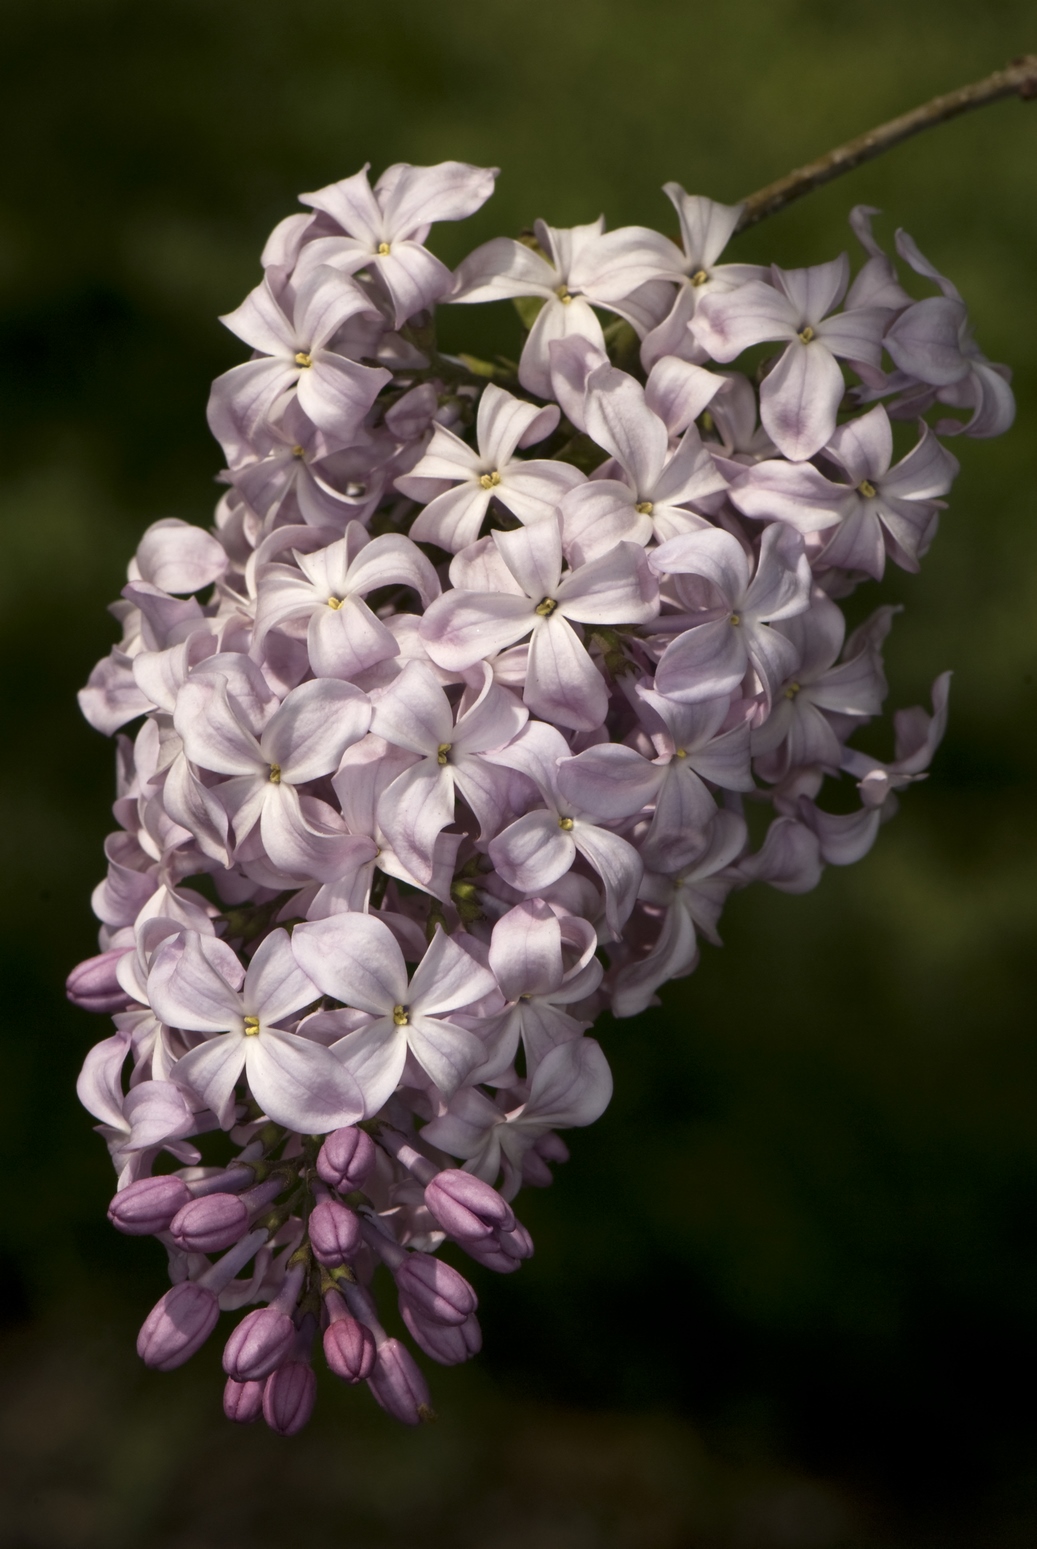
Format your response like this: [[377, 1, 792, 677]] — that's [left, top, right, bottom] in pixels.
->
[[729, 613, 741, 627], [377, 241, 391, 256], [690, 269, 709, 286], [675, 748, 687, 759], [635, 500, 654, 515], [437, 743, 452, 766], [294, 351, 313, 368], [243, 1015, 260, 1036], [858, 479, 877, 498], [393, 1004, 410, 1026], [327, 596, 343, 610], [555, 284, 573, 305], [797, 326, 815, 345], [785, 680, 801, 700], [292, 444, 306, 459], [479, 470, 502, 489], [268, 763, 282, 783], [535, 597, 558, 617], [558, 816, 574, 831]]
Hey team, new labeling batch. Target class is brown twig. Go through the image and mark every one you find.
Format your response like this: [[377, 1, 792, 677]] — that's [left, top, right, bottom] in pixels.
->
[[737, 55, 1037, 231]]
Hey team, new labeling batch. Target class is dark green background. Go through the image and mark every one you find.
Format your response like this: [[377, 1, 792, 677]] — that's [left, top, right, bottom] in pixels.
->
[[1, 2, 1035, 1544]]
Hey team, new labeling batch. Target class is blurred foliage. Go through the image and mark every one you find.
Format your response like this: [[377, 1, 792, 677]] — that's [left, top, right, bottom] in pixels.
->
[[1, 0, 1036, 1542]]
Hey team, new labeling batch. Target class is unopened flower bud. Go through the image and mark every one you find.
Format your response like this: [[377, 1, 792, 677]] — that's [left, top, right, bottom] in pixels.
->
[[223, 1306, 296, 1382], [109, 1175, 192, 1236], [263, 1361, 317, 1436], [223, 1377, 264, 1424], [170, 1192, 249, 1254], [424, 1169, 515, 1242], [316, 1126, 376, 1192], [137, 1282, 219, 1371], [401, 1303, 482, 1366], [308, 1198, 362, 1267], [66, 950, 132, 1014], [323, 1307, 376, 1383], [463, 1217, 536, 1273], [394, 1253, 477, 1327], [366, 1337, 433, 1426]]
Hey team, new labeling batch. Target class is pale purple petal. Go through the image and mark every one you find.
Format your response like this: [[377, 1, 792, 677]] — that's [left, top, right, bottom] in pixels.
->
[[261, 679, 371, 783], [171, 1035, 245, 1129], [489, 809, 576, 894], [245, 1028, 365, 1131], [759, 340, 846, 462], [242, 927, 318, 1025], [292, 912, 408, 1015], [409, 927, 497, 1017], [525, 615, 609, 731]]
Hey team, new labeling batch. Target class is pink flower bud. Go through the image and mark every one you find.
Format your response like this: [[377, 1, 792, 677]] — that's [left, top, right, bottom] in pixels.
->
[[170, 1193, 250, 1254], [394, 1253, 477, 1327], [263, 1361, 317, 1436], [323, 1313, 376, 1383], [137, 1282, 219, 1371], [66, 950, 132, 1014], [452, 1220, 534, 1274], [109, 1175, 192, 1236], [424, 1169, 515, 1242], [366, 1337, 433, 1426], [401, 1303, 482, 1366], [308, 1199, 362, 1267], [223, 1377, 264, 1423], [316, 1126, 376, 1192], [222, 1307, 297, 1382], [498, 1222, 535, 1261]]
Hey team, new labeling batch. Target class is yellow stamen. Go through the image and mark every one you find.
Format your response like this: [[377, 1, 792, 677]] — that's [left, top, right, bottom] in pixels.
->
[[294, 351, 313, 367], [858, 479, 877, 498], [797, 326, 814, 345], [327, 596, 343, 610], [555, 284, 572, 305], [437, 743, 451, 766], [292, 444, 306, 459], [268, 763, 282, 783], [675, 748, 687, 759], [729, 613, 741, 627], [558, 816, 574, 831], [243, 1015, 260, 1036], [635, 500, 654, 516], [393, 1004, 409, 1026], [479, 470, 502, 490], [785, 680, 801, 700], [377, 241, 391, 256], [690, 269, 709, 287], [535, 597, 557, 617]]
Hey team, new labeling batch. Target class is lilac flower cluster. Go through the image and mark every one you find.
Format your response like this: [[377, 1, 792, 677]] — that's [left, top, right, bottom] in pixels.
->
[[69, 161, 1012, 1433]]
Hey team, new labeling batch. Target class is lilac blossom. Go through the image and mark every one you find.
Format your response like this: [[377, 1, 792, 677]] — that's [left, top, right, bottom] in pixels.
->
[[370, 660, 528, 883], [148, 928, 364, 1132], [420, 516, 658, 730], [398, 383, 582, 552], [208, 267, 391, 457], [253, 523, 440, 678], [640, 188, 767, 369], [650, 523, 812, 705], [451, 218, 680, 397], [291, 913, 497, 1112], [70, 158, 1007, 1435], [818, 405, 958, 576], [691, 256, 889, 459], [560, 362, 728, 560], [297, 161, 498, 327]]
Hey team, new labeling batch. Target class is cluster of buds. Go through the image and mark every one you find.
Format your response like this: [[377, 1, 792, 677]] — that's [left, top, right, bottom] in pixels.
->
[[68, 159, 1013, 1431]]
